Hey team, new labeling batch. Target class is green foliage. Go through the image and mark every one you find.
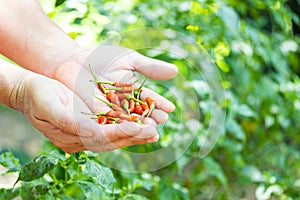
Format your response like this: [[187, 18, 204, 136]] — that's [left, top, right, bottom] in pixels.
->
[[1, 0, 299, 199], [0, 151, 20, 172], [19, 155, 58, 182], [0, 147, 116, 199]]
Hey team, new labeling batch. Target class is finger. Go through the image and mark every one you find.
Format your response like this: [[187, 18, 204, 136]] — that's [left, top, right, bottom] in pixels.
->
[[141, 116, 157, 127], [87, 126, 158, 151], [149, 109, 169, 124], [130, 52, 178, 80], [48, 102, 96, 137], [81, 122, 152, 146], [140, 88, 175, 112], [44, 130, 84, 146], [81, 123, 158, 148]]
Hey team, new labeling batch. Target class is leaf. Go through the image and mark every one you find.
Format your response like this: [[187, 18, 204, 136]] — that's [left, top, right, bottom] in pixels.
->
[[55, 0, 65, 7], [226, 119, 246, 142], [77, 180, 107, 200], [20, 180, 50, 200], [0, 188, 20, 200], [157, 180, 190, 200], [203, 157, 228, 187], [238, 104, 257, 118], [83, 160, 116, 189], [121, 194, 149, 200], [0, 151, 20, 172], [19, 155, 58, 182]]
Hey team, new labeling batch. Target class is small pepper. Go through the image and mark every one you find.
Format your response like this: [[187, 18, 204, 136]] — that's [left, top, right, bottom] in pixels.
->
[[128, 99, 135, 113], [98, 116, 107, 125], [134, 102, 143, 115], [121, 99, 130, 114]]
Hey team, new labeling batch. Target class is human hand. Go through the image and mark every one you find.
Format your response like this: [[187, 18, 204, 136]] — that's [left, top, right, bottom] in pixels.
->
[[16, 73, 160, 153], [52, 46, 178, 125]]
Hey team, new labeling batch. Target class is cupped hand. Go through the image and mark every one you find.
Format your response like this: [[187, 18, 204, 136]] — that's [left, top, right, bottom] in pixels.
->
[[18, 73, 159, 153], [52, 46, 178, 125]]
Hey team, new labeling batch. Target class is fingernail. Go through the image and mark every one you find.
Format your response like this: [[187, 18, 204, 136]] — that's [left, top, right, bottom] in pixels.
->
[[79, 121, 95, 137], [147, 134, 159, 143]]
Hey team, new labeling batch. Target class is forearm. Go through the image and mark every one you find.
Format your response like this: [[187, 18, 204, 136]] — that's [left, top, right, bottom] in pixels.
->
[[0, 0, 81, 77], [0, 58, 33, 111]]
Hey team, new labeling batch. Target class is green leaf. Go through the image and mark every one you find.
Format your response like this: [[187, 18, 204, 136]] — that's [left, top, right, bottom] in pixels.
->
[[121, 194, 149, 200], [83, 160, 116, 189], [226, 119, 246, 142], [55, 0, 65, 7], [0, 151, 20, 172], [238, 104, 257, 118], [157, 180, 190, 200], [20, 180, 50, 200], [19, 155, 58, 182], [203, 157, 228, 187], [0, 188, 20, 200], [77, 180, 107, 200]]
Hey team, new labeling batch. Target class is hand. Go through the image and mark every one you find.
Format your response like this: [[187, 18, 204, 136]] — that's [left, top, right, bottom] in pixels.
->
[[17, 73, 159, 153], [52, 46, 178, 125]]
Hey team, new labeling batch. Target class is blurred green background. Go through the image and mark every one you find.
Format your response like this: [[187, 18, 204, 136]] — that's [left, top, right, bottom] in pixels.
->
[[1, 0, 300, 199]]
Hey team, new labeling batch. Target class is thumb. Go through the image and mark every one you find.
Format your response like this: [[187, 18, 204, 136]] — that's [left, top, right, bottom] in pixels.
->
[[131, 52, 178, 80], [46, 91, 95, 137]]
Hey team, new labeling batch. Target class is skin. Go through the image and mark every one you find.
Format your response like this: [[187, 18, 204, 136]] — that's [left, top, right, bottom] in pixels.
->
[[0, 0, 178, 153]]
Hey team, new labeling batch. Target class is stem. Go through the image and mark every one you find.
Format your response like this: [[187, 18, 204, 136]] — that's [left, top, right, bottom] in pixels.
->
[[89, 80, 114, 85], [89, 64, 98, 83], [125, 94, 146, 105], [80, 111, 95, 116], [89, 65, 108, 94], [135, 78, 147, 100], [106, 87, 122, 91], [94, 95, 113, 107], [133, 75, 146, 84]]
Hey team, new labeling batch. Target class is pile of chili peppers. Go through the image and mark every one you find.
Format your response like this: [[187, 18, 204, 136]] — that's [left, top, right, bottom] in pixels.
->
[[88, 66, 156, 125]]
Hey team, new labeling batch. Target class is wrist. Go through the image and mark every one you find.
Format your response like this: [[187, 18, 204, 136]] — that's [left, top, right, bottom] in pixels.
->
[[50, 48, 91, 90], [0, 59, 36, 111], [9, 69, 37, 112], [40, 44, 83, 78]]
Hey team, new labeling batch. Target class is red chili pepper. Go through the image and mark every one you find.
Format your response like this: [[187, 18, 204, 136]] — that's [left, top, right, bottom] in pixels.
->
[[141, 101, 150, 117], [94, 95, 125, 113], [128, 99, 135, 113], [97, 83, 108, 94], [105, 92, 122, 108], [146, 97, 156, 117], [114, 82, 132, 87], [119, 113, 139, 122], [106, 86, 133, 93], [98, 116, 107, 125], [106, 91, 114, 102], [110, 93, 121, 107], [107, 119, 116, 124], [130, 115, 139, 122], [112, 104, 126, 113], [107, 110, 122, 118], [93, 81, 132, 87], [116, 93, 131, 101], [134, 102, 143, 115]]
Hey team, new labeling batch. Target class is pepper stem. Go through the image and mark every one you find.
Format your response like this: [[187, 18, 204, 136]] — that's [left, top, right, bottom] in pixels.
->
[[125, 94, 147, 105], [94, 95, 113, 107]]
